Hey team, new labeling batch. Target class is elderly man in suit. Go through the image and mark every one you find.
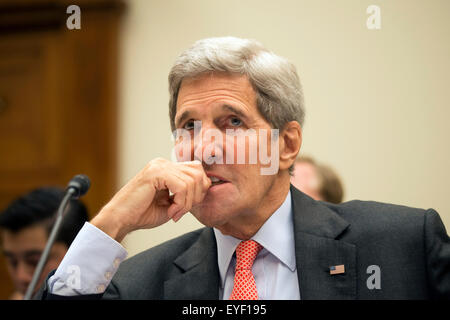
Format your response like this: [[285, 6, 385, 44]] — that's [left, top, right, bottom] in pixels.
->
[[38, 37, 449, 300]]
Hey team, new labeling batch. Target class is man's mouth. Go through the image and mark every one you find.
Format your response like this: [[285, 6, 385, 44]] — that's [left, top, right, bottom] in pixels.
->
[[208, 175, 228, 186]]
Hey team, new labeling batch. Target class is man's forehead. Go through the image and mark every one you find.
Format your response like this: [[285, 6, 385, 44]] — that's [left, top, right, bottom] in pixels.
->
[[3, 248, 43, 258], [1, 226, 48, 248], [176, 73, 255, 107]]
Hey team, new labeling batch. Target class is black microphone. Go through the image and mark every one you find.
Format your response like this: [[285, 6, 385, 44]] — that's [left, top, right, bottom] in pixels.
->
[[66, 174, 91, 199], [23, 174, 91, 300]]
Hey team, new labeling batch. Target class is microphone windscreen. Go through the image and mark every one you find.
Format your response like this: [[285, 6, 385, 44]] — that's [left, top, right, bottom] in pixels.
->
[[67, 174, 91, 198]]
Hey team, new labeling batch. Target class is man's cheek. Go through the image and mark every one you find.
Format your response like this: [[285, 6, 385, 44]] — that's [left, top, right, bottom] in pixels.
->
[[173, 139, 193, 162], [177, 145, 190, 162], [259, 129, 280, 175], [224, 129, 258, 165], [172, 128, 194, 162]]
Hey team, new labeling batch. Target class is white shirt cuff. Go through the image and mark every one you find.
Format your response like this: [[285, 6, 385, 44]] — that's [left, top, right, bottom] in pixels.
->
[[48, 222, 128, 296]]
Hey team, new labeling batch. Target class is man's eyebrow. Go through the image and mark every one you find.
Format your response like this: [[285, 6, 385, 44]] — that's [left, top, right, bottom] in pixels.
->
[[175, 110, 191, 128], [2, 250, 13, 257], [1, 250, 42, 258], [222, 104, 249, 120], [23, 250, 43, 258]]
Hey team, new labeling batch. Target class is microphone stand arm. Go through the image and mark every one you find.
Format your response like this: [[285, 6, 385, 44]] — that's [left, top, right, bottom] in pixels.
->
[[23, 188, 75, 300]]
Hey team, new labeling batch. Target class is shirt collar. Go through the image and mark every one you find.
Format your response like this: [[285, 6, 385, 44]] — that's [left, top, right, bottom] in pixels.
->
[[213, 190, 296, 288]]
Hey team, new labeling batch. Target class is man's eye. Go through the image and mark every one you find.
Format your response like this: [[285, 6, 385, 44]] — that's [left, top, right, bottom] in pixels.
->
[[183, 121, 195, 130], [6, 258, 17, 269], [25, 258, 40, 268], [229, 117, 242, 127]]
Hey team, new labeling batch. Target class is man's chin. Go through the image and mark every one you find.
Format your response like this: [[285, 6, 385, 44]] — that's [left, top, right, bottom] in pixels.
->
[[191, 203, 234, 228], [191, 183, 239, 225]]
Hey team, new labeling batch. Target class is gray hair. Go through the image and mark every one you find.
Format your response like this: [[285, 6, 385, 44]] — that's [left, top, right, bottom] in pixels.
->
[[168, 37, 305, 132]]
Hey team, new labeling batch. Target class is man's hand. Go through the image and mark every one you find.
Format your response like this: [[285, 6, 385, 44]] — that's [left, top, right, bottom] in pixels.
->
[[91, 158, 211, 242]]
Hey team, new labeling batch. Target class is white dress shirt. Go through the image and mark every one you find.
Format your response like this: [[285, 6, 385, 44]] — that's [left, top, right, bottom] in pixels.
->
[[214, 190, 300, 300], [49, 191, 300, 299]]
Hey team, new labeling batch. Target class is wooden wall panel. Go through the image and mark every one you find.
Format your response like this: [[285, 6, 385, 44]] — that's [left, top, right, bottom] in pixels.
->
[[0, 0, 124, 299]]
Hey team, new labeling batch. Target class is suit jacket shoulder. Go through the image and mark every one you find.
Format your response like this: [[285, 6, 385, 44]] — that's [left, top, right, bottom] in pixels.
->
[[327, 199, 429, 238], [312, 196, 449, 299]]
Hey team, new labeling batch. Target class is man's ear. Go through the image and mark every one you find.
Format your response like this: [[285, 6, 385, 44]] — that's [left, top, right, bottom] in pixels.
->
[[279, 121, 302, 171]]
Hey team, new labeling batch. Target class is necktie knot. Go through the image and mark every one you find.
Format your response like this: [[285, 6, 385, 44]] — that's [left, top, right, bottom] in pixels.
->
[[235, 240, 263, 271]]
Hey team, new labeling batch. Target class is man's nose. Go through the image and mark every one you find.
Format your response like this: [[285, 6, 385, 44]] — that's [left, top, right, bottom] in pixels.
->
[[193, 125, 224, 165], [15, 261, 32, 285]]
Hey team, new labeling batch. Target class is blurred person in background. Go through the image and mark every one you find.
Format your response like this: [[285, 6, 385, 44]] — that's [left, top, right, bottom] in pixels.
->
[[0, 187, 89, 299], [291, 156, 344, 204]]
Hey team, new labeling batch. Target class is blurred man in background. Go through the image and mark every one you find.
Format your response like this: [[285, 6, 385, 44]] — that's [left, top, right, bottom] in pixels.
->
[[291, 156, 344, 203], [0, 187, 89, 299]]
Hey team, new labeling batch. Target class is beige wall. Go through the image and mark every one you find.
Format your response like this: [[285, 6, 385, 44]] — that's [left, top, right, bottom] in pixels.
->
[[118, 0, 450, 257]]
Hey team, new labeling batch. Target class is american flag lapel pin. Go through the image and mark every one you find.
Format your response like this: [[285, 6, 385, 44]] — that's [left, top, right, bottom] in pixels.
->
[[329, 264, 345, 275]]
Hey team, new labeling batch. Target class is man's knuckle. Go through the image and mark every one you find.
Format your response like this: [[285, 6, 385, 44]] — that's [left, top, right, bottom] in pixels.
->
[[194, 175, 202, 185], [180, 180, 188, 191], [187, 175, 195, 186]]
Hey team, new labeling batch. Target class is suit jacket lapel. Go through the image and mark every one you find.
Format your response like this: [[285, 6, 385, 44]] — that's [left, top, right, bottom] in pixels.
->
[[291, 185, 357, 299], [164, 228, 220, 299]]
